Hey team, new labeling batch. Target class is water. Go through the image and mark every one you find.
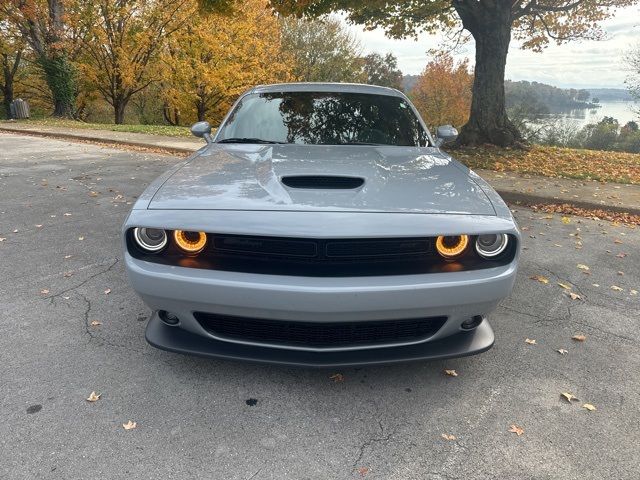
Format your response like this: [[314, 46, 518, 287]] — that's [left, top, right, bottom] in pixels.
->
[[536, 100, 639, 128]]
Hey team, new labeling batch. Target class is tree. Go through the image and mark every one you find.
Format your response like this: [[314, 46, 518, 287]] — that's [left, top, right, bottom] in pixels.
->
[[280, 16, 363, 83], [627, 43, 640, 115], [266, 0, 638, 147], [76, 0, 197, 124], [410, 52, 472, 130], [360, 52, 403, 89], [0, 0, 83, 117], [0, 22, 23, 118], [162, 0, 290, 124]]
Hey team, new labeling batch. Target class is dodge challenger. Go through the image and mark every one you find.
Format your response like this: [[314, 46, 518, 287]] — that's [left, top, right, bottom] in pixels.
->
[[123, 83, 520, 367]]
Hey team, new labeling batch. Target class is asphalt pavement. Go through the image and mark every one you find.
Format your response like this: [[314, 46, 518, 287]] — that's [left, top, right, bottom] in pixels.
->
[[1, 132, 639, 480]]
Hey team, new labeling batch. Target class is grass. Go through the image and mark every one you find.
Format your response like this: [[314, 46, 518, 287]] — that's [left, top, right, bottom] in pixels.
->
[[451, 144, 640, 185], [3, 117, 192, 138]]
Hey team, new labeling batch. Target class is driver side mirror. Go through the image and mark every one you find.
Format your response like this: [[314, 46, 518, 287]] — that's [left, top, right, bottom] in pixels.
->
[[191, 121, 213, 143], [435, 125, 458, 147]]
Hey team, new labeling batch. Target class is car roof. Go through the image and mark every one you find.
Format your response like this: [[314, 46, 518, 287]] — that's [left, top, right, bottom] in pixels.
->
[[247, 82, 406, 98]]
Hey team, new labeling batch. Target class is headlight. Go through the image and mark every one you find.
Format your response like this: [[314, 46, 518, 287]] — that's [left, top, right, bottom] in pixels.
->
[[133, 227, 167, 252], [475, 234, 509, 258], [173, 230, 207, 254], [435, 235, 469, 259]]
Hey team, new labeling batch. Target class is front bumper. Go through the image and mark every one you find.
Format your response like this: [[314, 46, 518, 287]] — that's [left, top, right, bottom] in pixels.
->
[[126, 253, 516, 366], [145, 312, 494, 367]]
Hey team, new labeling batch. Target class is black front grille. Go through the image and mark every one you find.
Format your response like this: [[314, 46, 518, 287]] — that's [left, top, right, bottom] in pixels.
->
[[194, 312, 447, 349], [281, 175, 364, 189]]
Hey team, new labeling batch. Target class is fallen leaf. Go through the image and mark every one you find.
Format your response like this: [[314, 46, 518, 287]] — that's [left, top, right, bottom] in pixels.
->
[[90, 320, 102, 327], [35, 224, 43, 228], [557, 282, 571, 290], [63, 213, 72, 216], [631, 290, 638, 296], [568, 292, 582, 300], [12, 229, 18, 233], [0, 237, 5, 242], [78, 236, 84, 241], [614, 239, 623, 244], [86, 391, 101, 402], [357, 467, 370, 477], [530, 275, 549, 284], [329, 373, 344, 382], [89, 191, 99, 197], [572, 334, 587, 342], [104, 288, 111, 295], [577, 264, 590, 271], [561, 216, 571, 224], [444, 369, 458, 377], [611, 285, 624, 292], [557, 349, 568, 355], [616, 253, 627, 258], [617, 271, 624, 276], [62, 296, 70, 300], [63, 271, 73, 278], [582, 403, 597, 411], [561, 392, 579, 403], [122, 420, 137, 430], [64, 255, 72, 259], [40, 289, 49, 295], [592, 284, 600, 287], [525, 338, 537, 345], [508, 424, 524, 436], [441, 433, 456, 441]]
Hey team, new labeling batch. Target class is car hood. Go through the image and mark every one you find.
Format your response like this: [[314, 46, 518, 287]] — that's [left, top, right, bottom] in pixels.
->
[[147, 144, 496, 215]]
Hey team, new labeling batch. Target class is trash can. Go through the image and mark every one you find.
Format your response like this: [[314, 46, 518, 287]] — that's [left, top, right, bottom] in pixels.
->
[[10, 98, 30, 119]]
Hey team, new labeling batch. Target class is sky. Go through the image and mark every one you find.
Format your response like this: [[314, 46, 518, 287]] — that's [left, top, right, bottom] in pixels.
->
[[346, 5, 640, 89]]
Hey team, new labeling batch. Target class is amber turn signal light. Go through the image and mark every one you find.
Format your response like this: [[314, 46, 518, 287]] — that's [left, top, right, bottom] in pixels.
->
[[436, 235, 469, 259], [173, 230, 207, 254]]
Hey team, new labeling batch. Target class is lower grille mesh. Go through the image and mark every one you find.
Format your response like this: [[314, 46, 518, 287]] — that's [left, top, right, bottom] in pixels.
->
[[194, 313, 447, 349]]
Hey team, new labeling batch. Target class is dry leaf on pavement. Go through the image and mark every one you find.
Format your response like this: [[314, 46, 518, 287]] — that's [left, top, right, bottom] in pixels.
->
[[577, 264, 590, 271], [557, 283, 571, 290], [104, 288, 111, 295], [40, 289, 49, 295], [572, 334, 587, 342], [90, 320, 102, 327], [582, 403, 597, 411], [610, 285, 624, 291], [530, 275, 549, 284], [86, 391, 101, 402], [508, 425, 524, 436], [568, 292, 582, 300], [329, 373, 344, 382], [525, 338, 537, 345], [357, 467, 370, 477], [441, 433, 456, 441], [557, 349, 568, 355], [444, 369, 458, 377], [122, 420, 137, 430], [561, 392, 579, 403]]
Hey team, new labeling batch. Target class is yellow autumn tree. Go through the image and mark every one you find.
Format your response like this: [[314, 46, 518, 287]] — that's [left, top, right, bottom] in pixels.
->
[[410, 52, 473, 130], [75, 0, 196, 124], [161, 0, 291, 125]]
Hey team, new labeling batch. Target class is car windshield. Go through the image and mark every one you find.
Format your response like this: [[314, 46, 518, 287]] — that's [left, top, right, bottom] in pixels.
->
[[216, 91, 430, 147]]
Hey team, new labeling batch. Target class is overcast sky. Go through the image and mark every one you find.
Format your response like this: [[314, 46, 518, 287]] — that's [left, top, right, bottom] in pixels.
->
[[346, 5, 640, 88]]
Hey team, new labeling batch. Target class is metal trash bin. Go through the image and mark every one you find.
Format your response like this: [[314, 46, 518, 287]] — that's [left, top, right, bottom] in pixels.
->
[[10, 98, 30, 119]]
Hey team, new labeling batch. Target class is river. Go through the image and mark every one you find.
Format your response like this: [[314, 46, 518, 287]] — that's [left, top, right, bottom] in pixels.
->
[[534, 100, 639, 128]]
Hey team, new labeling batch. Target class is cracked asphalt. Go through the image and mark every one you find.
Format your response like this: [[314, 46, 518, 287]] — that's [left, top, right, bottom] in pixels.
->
[[1, 133, 639, 480]]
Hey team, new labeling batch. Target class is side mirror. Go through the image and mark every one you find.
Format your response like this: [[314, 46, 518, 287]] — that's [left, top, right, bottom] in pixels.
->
[[191, 121, 213, 143], [435, 125, 458, 147]]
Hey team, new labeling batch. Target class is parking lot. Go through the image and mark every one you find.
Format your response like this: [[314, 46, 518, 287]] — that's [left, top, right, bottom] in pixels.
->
[[1, 132, 639, 479]]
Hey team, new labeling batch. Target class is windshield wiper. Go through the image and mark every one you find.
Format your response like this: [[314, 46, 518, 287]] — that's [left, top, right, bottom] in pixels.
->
[[218, 137, 288, 144], [334, 141, 385, 146]]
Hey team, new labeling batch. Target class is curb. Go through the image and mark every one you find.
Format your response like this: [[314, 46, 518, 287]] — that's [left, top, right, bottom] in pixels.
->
[[0, 126, 197, 155], [2, 125, 638, 217]]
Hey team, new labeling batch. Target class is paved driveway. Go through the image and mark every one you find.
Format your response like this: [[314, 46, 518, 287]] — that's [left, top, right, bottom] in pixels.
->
[[1, 133, 638, 479]]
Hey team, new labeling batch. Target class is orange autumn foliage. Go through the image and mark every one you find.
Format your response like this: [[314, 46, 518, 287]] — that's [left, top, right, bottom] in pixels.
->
[[410, 52, 473, 130]]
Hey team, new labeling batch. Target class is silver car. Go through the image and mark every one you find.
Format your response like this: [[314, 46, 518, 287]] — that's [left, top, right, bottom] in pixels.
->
[[123, 83, 520, 366]]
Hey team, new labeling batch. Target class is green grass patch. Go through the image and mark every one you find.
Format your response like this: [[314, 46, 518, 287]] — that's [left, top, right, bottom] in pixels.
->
[[5, 118, 192, 138]]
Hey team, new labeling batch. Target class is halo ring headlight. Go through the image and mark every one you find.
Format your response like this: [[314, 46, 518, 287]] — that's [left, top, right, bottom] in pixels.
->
[[133, 227, 167, 252], [475, 234, 509, 258], [436, 235, 469, 259], [173, 230, 207, 254]]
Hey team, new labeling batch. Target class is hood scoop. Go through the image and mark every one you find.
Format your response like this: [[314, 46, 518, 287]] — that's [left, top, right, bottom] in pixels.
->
[[281, 175, 365, 190]]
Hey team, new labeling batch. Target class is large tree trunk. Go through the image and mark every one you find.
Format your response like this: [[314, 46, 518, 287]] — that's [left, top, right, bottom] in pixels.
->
[[40, 55, 76, 118], [455, 3, 523, 147], [114, 98, 127, 124]]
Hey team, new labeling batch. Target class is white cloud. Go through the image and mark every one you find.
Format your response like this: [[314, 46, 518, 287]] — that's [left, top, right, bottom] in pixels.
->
[[346, 5, 640, 88]]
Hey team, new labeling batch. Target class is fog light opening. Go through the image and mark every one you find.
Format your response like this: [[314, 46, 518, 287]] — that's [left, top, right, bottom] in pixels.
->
[[158, 310, 180, 326], [461, 315, 483, 331]]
